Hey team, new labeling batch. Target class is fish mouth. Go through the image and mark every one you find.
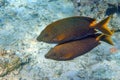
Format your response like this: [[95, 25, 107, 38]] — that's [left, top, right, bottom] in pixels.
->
[[45, 54, 56, 59], [36, 35, 53, 43], [45, 54, 50, 58], [45, 53, 60, 60], [45, 54, 67, 61], [36, 36, 42, 41]]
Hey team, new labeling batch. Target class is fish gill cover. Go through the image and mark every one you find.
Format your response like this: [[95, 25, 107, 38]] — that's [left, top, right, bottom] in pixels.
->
[[0, 0, 120, 80]]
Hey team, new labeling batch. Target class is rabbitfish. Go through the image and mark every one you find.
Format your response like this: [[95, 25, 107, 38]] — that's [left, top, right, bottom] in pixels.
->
[[37, 15, 113, 43], [45, 34, 113, 61]]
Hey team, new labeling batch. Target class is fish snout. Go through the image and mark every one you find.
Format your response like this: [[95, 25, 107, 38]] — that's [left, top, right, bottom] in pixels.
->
[[37, 33, 53, 42], [45, 53, 57, 59], [45, 50, 60, 60], [45, 49, 54, 59], [37, 36, 41, 41], [45, 53, 50, 58], [36, 34, 44, 41]]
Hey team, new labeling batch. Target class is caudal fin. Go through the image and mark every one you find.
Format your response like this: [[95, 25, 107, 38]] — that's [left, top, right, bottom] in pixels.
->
[[91, 15, 114, 36], [96, 34, 114, 45]]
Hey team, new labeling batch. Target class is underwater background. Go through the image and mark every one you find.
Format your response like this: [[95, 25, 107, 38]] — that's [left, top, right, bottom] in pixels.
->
[[0, 0, 120, 80]]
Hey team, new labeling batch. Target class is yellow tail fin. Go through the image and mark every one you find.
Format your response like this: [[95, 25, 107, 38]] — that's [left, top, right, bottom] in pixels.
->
[[92, 15, 114, 36], [96, 34, 114, 45]]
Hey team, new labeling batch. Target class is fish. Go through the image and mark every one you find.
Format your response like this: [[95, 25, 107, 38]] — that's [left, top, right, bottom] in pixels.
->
[[45, 34, 113, 61], [37, 15, 113, 43]]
